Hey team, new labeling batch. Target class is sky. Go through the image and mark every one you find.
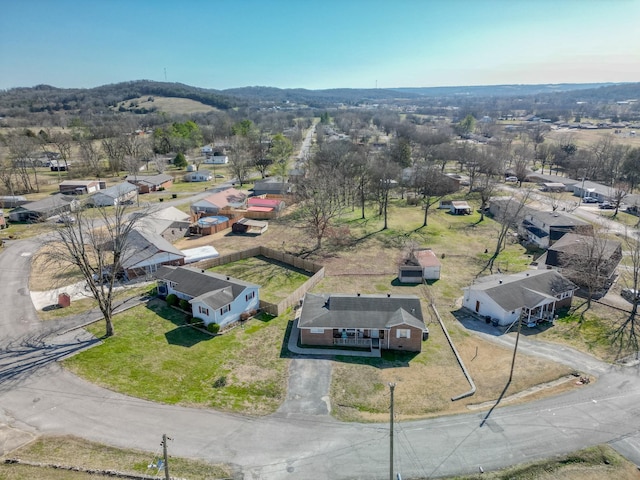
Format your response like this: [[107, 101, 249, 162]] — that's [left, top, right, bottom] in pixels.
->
[[1, 0, 639, 91]]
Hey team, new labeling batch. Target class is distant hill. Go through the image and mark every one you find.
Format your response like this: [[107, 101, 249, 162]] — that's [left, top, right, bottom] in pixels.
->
[[221, 86, 421, 106], [391, 83, 625, 98], [1, 80, 638, 119], [0, 80, 237, 116]]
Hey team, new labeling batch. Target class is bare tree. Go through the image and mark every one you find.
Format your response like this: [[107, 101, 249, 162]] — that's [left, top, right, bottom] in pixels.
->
[[102, 136, 126, 174], [416, 164, 458, 227], [556, 226, 621, 314], [79, 138, 103, 177], [608, 182, 628, 217], [475, 173, 499, 222], [48, 131, 73, 172], [479, 189, 532, 275], [228, 138, 252, 187], [40, 202, 147, 337], [295, 166, 344, 250], [6, 134, 39, 193], [370, 153, 400, 230], [610, 233, 640, 354]]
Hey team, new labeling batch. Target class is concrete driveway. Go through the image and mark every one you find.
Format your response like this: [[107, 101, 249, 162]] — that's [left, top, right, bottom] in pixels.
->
[[277, 358, 332, 416]]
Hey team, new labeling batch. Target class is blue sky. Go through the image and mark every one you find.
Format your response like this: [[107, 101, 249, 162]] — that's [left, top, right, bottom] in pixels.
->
[[1, 0, 638, 90]]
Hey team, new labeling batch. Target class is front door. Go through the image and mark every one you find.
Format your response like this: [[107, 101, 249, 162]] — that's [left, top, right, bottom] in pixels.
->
[[371, 329, 379, 339]]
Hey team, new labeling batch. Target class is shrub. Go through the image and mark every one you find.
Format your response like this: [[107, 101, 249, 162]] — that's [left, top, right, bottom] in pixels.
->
[[179, 299, 190, 311], [166, 294, 178, 306], [191, 317, 204, 326], [207, 323, 220, 334], [213, 376, 227, 388]]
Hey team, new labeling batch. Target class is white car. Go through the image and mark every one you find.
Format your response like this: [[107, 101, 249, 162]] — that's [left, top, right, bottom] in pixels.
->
[[505, 176, 518, 182], [582, 196, 598, 203]]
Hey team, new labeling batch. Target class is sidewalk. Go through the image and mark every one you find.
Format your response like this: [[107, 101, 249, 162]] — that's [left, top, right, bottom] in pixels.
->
[[287, 319, 381, 358], [30, 280, 154, 311]]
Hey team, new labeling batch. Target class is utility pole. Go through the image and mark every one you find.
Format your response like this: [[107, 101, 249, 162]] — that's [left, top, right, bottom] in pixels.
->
[[161, 434, 172, 480], [389, 382, 396, 480]]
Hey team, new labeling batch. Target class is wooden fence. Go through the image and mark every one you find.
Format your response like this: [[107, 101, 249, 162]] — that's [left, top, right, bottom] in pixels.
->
[[191, 246, 324, 317]]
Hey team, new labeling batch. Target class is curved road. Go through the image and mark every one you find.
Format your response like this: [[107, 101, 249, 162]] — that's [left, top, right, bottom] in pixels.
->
[[2, 236, 640, 479]]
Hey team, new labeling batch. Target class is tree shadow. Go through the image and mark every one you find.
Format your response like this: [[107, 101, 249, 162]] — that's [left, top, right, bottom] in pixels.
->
[[0, 334, 101, 393]]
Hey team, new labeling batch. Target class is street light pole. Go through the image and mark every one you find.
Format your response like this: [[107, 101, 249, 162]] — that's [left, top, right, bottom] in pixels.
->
[[389, 383, 396, 480]]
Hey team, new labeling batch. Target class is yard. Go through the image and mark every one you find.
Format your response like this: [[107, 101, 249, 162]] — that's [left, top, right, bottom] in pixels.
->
[[64, 299, 290, 415], [207, 255, 312, 304], [45, 191, 637, 419]]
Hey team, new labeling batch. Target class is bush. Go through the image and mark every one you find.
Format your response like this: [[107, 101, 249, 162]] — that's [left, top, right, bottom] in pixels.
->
[[166, 294, 178, 306], [190, 317, 204, 326], [207, 323, 220, 334], [179, 299, 190, 311]]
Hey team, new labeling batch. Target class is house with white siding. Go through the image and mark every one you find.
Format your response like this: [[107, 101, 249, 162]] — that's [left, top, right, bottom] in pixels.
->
[[155, 266, 260, 328], [462, 270, 577, 327]]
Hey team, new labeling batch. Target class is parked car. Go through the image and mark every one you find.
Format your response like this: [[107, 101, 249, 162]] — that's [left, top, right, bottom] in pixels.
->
[[621, 288, 640, 303], [505, 176, 518, 182], [582, 196, 598, 203], [598, 202, 615, 210], [56, 215, 76, 224], [214, 174, 225, 178]]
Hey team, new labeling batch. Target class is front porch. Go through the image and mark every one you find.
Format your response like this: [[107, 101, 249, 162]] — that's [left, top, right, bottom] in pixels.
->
[[332, 328, 384, 351], [521, 301, 557, 327]]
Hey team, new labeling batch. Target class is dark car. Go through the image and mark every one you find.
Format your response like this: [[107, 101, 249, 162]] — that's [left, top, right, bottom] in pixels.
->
[[598, 202, 615, 209]]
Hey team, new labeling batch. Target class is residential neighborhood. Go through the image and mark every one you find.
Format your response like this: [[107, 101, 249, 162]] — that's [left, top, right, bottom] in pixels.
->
[[1, 19, 640, 478]]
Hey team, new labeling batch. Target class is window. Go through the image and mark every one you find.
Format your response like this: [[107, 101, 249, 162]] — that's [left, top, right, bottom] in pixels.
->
[[310, 328, 324, 334], [245, 291, 255, 301], [396, 329, 411, 339], [219, 304, 230, 315], [198, 306, 209, 316]]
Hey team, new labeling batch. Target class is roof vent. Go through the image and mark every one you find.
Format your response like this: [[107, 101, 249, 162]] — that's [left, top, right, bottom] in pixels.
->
[[201, 270, 205, 273], [526, 273, 530, 276], [357, 293, 361, 297], [499, 280, 503, 284], [387, 293, 391, 298], [226, 276, 230, 280]]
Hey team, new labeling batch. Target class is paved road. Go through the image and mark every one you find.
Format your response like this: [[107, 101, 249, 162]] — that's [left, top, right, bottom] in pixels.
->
[[4, 233, 640, 479]]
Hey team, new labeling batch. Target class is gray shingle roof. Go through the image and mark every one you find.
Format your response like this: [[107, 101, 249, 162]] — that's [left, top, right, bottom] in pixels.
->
[[121, 229, 184, 269], [468, 270, 577, 311], [298, 293, 426, 331], [155, 266, 258, 301]]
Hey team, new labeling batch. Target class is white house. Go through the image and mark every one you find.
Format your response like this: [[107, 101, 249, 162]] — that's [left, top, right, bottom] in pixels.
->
[[183, 170, 213, 182], [155, 266, 260, 328], [462, 270, 577, 327], [203, 154, 229, 165], [87, 182, 138, 207]]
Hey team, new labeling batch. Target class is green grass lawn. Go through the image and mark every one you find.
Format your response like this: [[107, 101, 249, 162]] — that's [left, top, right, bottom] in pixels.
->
[[207, 255, 311, 304], [64, 299, 289, 415]]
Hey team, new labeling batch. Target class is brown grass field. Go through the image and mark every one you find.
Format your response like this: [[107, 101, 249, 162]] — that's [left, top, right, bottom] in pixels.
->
[[114, 96, 218, 115]]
